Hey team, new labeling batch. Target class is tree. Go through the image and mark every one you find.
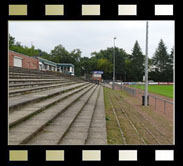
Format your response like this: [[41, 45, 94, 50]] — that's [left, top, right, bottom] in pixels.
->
[[164, 47, 174, 82], [167, 47, 174, 70], [114, 48, 129, 81], [9, 35, 15, 49], [124, 57, 133, 81], [131, 41, 145, 81], [152, 39, 169, 72], [150, 40, 173, 82], [37, 49, 52, 60], [50, 44, 70, 63], [70, 49, 82, 76], [90, 47, 130, 80], [10, 34, 174, 81], [9, 34, 39, 56], [70, 49, 81, 64], [97, 58, 112, 74]]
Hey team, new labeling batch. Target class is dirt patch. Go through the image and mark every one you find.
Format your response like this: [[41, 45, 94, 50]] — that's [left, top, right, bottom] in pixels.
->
[[103, 87, 173, 145], [117, 85, 174, 121], [118, 90, 173, 143]]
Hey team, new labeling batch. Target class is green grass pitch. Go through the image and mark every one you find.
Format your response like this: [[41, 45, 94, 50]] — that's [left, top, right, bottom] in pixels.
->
[[130, 84, 174, 98]]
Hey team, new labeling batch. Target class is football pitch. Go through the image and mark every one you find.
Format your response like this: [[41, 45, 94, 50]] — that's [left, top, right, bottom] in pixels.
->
[[129, 84, 174, 98]]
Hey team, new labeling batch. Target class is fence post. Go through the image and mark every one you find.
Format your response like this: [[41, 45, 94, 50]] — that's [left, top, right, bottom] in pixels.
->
[[164, 101, 166, 114], [155, 96, 156, 109]]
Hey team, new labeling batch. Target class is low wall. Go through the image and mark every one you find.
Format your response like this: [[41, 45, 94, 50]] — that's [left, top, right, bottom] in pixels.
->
[[9, 50, 39, 70]]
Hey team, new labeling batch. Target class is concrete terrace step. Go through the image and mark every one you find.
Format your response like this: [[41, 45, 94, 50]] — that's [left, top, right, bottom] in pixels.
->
[[9, 81, 77, 97], [25, 85, 98, 145], [86, 86, 107, 145], [9, 84, 92, 128], [9, 82, 89, 111], [58, 86, 100, 145], [9, 72, 58, 77], [9, 75, 60, 79], [9, 67, 66, 77], [9, 67, 84, 82], [9, 84, 96, 145], [9, 70, 55, 75], [9, 80, 69, 89], [9, 67, 83, 81], [9, 79, 68, 84], [9, 66, 51, 73]]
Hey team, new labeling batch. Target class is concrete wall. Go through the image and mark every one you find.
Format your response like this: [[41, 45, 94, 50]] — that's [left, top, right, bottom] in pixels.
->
[[9, 51, 39, 70]]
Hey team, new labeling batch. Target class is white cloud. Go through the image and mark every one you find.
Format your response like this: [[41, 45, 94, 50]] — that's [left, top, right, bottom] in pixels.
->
[[9, 21, 174, 58]]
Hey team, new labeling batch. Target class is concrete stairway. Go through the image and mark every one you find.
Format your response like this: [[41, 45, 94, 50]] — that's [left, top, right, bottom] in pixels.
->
[[9, 81, 78, 97], [9, 67, 107, 145], [9, 66, 83, 82], [9, 80, 69, 90], [86, 87, 107, 145]]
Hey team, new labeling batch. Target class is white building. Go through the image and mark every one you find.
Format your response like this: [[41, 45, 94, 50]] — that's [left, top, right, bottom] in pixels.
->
[[37, 57, 75, 75]]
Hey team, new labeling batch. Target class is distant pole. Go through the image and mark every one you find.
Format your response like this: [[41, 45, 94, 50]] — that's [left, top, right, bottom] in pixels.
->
[[144, 21, 149, 106], [112, 37, 116, 90]]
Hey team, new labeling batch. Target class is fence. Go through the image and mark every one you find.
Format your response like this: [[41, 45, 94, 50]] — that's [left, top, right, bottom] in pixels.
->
[[102, 82, 174, 119], [148, 94, 174, 115], [122, 86, 136, 96], [100, 82, 112, 89], [121, 85, 174, 118]]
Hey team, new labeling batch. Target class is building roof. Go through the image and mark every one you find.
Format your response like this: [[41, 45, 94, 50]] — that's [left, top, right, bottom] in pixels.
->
[[37, 57, 74, 67], [57, 63, 74, 67], [38, 57, 57, 66], [91, 71, 104, 74], [9, 51, 74, 68]]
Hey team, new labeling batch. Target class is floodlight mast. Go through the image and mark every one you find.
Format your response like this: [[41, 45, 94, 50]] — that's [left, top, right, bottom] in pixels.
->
[[144, 21, 149, 106], [112, 37, 116, 90]]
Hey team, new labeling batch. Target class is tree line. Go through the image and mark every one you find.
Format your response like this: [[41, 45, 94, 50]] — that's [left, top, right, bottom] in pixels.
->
[[9, 34, 174, 82]]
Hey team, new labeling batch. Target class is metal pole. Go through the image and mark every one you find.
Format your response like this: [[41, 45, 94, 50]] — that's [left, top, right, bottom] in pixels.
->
[[112, 37, 116, 90], [144, 21, 149, 106]]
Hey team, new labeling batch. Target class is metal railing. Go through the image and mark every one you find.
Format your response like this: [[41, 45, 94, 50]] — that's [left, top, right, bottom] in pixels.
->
[[148, 94, 174, 115], [121, 85, 174, 115], [101, 81, 174, 116], [122, 86, 136, 96]]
